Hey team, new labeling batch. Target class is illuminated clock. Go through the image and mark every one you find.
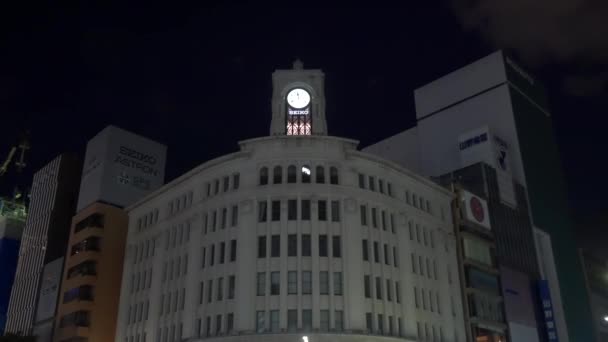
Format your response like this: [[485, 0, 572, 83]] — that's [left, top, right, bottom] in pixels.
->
[[287, 88, 311, 109]]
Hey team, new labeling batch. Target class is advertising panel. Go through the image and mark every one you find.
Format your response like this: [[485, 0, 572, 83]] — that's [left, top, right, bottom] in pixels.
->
[[35, 257, 64, 323], [538, 280, 559, 342], [460, 190, 491, 229]]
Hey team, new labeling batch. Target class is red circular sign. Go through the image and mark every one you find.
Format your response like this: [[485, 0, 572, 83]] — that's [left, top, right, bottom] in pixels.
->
[[470, 196, 485, 222]]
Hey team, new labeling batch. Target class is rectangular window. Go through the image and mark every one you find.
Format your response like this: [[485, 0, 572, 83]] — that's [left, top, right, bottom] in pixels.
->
[[320, 310, 330, 331], [369, 176, 375, 191], [227, 313, 234, 333], [302, 310, 312, 331], [302, 271, 312, 294], [320, 271, 329, 295], [433, 260, 437, 279], [362, 240, 369, 261], [212, 212, 217, 232], [318, 200, 327, 221], [288, 271, 297, 294], [288, 234, 297, 257], [319, 235, 328, 257], [258, 236, 266, 258], [371, 208, 378, 228], [379, 179, 384, 193], [424, 228, 428, 246], [393, 247, 398, 267], [335, 310, 344, 331], [258, 201, 267, 222], [374, 242, 380, 263], [230, 240, 237, 262], [408, 221, 414, 240], [366, 313, 373, 332], [386, 279, 392, 301], [387, 182, 393, 196], [384, 244, 390, 265], [288, 199, 297, 220], [270, 310, 279, 332], [210, 244, 215, 266], [414, 287, 419, 308], [271, 200, 281, 221], [223, 176, 229, 192], [220, 242, 225, 264], [206, 183, 211, 197], [416, 224, 421, 243], [381, 210, 387, 230], [233, 173, 240, 190], [231, 205, 238, 226], [390, 214, 395, 233], [270, 272, 280, 295], [206, 316, 211, 337], [301, 200, 311, 220], [396, 282, 401, 303], [256, 311, 265, 333], [287, 310, 297, 332], [257, 272, 265, 296], [358, 174, 365, 188], [419, 256, 424, 276], [271, 235, 280, 257], [331, 200, 340, 222], [334, 272, 343, 295], [364, 275, 371, 298], [301, 234, 311, 256], [220, 208, 227, 229], [377, 314, 384, 334], [207, 279, 213, 303], [411, 253, 417, 273], [360, 205, 367, 225], [426, 258, 431, 278], [398, 318, 403, 337], [217, 277, 223, 301], [388, 316, 394, 336], [228, 275, 235, 299], [422, 288, 427, 309], [375, 277, 382, 299], [332, 236, 342, 258], [199, 282, 204, 304]]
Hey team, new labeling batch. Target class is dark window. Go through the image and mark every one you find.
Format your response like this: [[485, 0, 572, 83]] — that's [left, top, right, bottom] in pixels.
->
[[217, 277, 223, 301], [257, 236, 266, 258], [358, 173, 365, 189], [231, 205, 238, 227], [258, 201, 267, 222], [256, 272, 265, 296], [288, 310, 297, 332], [288, 234, 297, 257], [74, 213, 104, 233], [270, 272, 280, 295], [230, 240, 237, 262], [373, 242, 379, 263], [71, 236, 101, 256], [216, 314, 222, 335], [393, 247, 398, 267], [206, 183, 211, 197], [396, 282, 401, 303], [271, 235, 280, 257], [301, 165, 311, 183], [384, 244, 389, 265], [319, 235, 328, 257], [330, 167, 339, 184], [210, 244, 215, 265], [301, 234, 311, 256], [387, 182, 393, 196], [67, 260, 97, 278], [288, 271, 297, 294], [271, 200, 281, 221], [360, 205, 367, 225], [386, 279, 392, 301], [214, 180, 220, 195], [287, 165, 296, 183], [379, 179, 384, 193], [364, 275, 371, 298], [376, 277, 382, 299], [212, 211, 217, 231], [201, 247, 206, 268], [302, 309, 312, 331], [332, 236, 342, 258], [318, 200, 327, 221], [369, 176, 375, 191], [199, 282, 204, 304], [334, 272, 343, 295], [220, 242, 226, 264], [390, 214, 395, 233], [63, 285, 94, 303], [273, 166, 282, 184], [371, 208, 378, 228], [331, 200, 340, 222], [320, 271, 329, 295], [223, 176, 229, 192], [227, 313, 234, 333], [287, 200, 297, 220], [301, 200, 311, 220], [316, 166, 325, 183], [259, 167, 268, 185], [302, 271, 312, 294], [59, 310, 90, 328], [366, 313, 373, 332], [362, 240, 369, 261], [232, 174, 240, 190], [381, 211, 387, 231]]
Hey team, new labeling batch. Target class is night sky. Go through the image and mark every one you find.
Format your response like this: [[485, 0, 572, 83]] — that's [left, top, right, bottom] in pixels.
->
[[1, 4, 607, 253]]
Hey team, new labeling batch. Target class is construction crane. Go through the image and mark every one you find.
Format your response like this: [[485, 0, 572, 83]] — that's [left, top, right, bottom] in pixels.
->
[[0, 130, 30, 177]]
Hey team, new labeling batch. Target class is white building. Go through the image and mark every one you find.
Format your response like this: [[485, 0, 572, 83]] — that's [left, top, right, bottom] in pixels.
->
[[115, 61, 465, 342]]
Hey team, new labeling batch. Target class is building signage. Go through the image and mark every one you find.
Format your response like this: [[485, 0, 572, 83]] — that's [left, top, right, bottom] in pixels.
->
[[288, 108, 309, 115], [538, 280, 559, 341], [461, 190, 491, 229]]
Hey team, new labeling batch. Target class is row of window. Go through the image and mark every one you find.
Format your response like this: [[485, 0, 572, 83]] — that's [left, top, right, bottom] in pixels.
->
[[363, 275, 401, 303], [360, 204, 396, 233], [133, 238, 156, 265], [75, 213, 104, 233], [131, 268, 153, 293], [364, 312, 404, 337], [259, 165, 339, 186], [254, 309, 344, 334], [411, 253, 438, 280], [205, 173, 240, 198], [406, 190, 433, 215], [196, 313, 233, 338], [416, 321, 448, 342], [162, 254, 188, 282], [258, 199, 341, 223], [163, 221, 191, 251], [257, 234, 341, 258], [159, 288, 186, 316], [59, 310, 90, 328], [136, 209, 159, 232], [362, 239, 399, 267], [414, 286, 443, 314], [201, 240, 237, 268], [127, 300, 150, 325], [202, 205, 238, 234], [168, 191, 193, 216], [199, 275, 236, 304], [358, 173, 394, 197], [67, 260, 96, 279], [256, 271, 343, 296], [63, 285, 93, 304], [71, 236, 101, 256], [125, 333, 146, 342], [408, 221, 436, 248]]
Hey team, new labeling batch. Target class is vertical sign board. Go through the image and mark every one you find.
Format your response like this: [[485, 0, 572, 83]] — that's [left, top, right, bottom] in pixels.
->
[[538, 280, 559, 341], [35, 257, 64, 324]]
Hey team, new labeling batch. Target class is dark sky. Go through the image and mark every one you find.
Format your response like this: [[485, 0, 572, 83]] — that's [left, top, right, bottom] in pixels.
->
[[1, 4, 606, 250]]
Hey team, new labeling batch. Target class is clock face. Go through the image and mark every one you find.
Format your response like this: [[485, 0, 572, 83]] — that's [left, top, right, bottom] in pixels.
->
[[286, 88, 311, 109]]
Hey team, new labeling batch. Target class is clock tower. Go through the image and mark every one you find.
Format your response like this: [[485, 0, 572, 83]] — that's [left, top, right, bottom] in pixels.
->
[[270, 59, 328, 136]]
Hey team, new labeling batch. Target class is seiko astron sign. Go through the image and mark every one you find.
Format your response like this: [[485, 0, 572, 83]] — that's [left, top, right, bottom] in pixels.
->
[[77, 126, 167, 211]]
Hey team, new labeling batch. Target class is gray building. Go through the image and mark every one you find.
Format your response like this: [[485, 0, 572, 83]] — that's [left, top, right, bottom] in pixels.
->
[[4, 153, 81, 335]]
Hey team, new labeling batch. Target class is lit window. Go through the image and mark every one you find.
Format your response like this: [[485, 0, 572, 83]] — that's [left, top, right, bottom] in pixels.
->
[[301, 165, 311, 183]]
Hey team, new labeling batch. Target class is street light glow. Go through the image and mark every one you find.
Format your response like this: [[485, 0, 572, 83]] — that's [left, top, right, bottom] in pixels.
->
[[302, 336, 309, 342], [604, 315, 608, 323]]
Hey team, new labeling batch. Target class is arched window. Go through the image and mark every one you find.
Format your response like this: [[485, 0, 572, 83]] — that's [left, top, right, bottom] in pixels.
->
[[301, 165, 311, 183], [287, 165, 297, 183], [330, 167, 339, 185], [316, 166, 325, 184], [273, 166, 282, 184], [259, 167, 268, 185]]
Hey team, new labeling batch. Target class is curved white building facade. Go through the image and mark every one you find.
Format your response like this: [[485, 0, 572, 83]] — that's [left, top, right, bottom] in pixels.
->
[[116, 62, 465, 342]]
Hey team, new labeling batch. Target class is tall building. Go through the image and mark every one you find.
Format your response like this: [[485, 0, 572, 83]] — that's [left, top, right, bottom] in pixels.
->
[[0, 198, 27, 334], [115, 61, 466, 342], [54, 126, 166, 342], [4, 154, 81, 335], [363, 50, 591, 341]]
